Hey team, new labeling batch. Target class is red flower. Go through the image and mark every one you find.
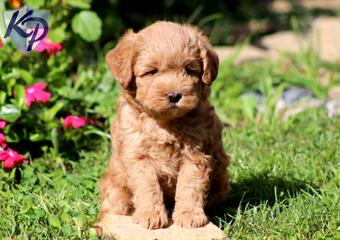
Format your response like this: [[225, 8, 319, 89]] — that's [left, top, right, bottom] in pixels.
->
[[34, 37, 63, 56], [0, 39, 3, 48], [0, 148, 26, 169], [0, 133, 7, 148], [0, 120, 6, 129], [25, 82, 52, 107], [64, 115, 88, 129]]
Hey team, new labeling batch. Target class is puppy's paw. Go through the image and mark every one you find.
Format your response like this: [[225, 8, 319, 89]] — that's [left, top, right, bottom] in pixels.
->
[[133, 206, 169, 229], [173, 207, 208, 228]]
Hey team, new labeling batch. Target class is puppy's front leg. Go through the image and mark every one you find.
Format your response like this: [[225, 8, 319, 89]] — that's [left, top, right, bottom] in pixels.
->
[[128, 160, 169, 229], [173, 160, 211, 228]]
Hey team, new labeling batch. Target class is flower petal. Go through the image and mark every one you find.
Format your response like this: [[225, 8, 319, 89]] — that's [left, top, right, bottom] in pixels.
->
[[25, 82, 51, 106], [0, 133, 7, 148], [0, 151, 8, 161], [0, 148, 25, 169], [0, 120, 6, 129], [3, 159, 16, 169], [34, 37, 63, 56], [35, 90, 51, 103], [25, 93, 35, 107], [32, 82, 48, 90], [64, 116, 74, 128], [72, 117, 87, 128]]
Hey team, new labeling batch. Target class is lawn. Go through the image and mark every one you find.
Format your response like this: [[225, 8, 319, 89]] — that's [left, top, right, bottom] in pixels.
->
[[0, 52, 339, 239]]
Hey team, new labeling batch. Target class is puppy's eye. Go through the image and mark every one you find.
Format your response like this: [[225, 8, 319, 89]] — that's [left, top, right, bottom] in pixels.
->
[[143, 69, 158, 76], [185, 67, 201, 76]]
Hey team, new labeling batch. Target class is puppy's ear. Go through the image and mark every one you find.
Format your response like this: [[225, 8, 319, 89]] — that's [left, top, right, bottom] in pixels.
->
[[106, 30, 137, 89], [197, 33, 219, 85]]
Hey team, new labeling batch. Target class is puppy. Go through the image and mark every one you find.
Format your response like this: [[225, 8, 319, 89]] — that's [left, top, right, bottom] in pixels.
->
[[97, 21, 229, 230]]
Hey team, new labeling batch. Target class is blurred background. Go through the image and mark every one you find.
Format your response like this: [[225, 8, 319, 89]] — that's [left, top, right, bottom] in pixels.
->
[[94, 0, 340, 45], [3, 0, 340, 58], [0, 1, 339, 239]]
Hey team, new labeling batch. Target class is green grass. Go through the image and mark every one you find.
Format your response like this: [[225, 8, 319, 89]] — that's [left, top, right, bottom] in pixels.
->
[[217, 109, 339, 239], [1, 52, 339, 239]]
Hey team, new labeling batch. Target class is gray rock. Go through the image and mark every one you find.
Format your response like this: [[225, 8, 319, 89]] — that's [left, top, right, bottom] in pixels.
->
[[275, 87, 323, 121], [326, 100, 340, 117], [281, 87, 313, 106]]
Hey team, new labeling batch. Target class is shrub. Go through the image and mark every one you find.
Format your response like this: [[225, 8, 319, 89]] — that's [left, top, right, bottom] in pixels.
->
[[0, 0, 118, 170]]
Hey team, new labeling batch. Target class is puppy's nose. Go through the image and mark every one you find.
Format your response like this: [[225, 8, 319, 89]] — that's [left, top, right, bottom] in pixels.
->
[[167, 92, 182, 103]]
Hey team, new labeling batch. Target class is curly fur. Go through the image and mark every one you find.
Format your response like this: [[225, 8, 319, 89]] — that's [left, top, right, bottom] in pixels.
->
[[97, 21, 230, 230]]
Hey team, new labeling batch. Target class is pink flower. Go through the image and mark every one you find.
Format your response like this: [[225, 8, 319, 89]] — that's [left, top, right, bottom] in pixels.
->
[[0, 133, 7, 148], [0, 120, 6, 129], [0, 148, 26, 169], [34, 37, 63, 56], [25, 82, 52, 107], [64, 115, 88, 129]]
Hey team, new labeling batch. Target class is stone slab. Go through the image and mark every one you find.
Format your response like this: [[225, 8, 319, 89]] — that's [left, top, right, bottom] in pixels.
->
[[96, 215, 227, 240], [269, 0, 292, 13], [214, 45, 268, 64], [270, 0, 340, 13], [328, 86, 340, 101], [260, 31, 308, 54], [300, 0, 340, 9], [215, 17, 340, 64], [310, 17, 340, 62]]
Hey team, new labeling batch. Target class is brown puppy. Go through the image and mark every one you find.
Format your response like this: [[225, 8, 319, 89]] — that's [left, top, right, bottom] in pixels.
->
[[97, 21, 229, 230]]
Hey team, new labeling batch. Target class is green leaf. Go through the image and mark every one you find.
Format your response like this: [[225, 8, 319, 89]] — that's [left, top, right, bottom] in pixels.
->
[[64, 0, 91, 9], [241, 94, 258, 120], [71, 11, 102, 42], [25, 0, 45, 8], [51, 128, 59, 154], [62, 225, 72, 235], [84, 128, 111, 139], [4, 131, 20, 142], [0, 1, 6, 37], [61, 212, 71, 222], [89, 228, 97, 238], [97, 71, 115, 92], [6, 78, 16, 96], [48, 215, 61, 228], [0, 91, 6, 104], [0, 104, 21, 122], [13, 68, 33, 84], [48, 24, 67, 43], [29, 133, 45, 142], [13, 85, 26, 109], [41, 100, 65, 122]]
